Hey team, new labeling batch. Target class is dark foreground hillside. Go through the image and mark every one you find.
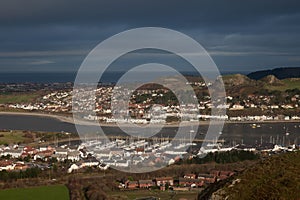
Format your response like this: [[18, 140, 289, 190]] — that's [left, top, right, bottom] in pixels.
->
[[208, 151, 300, 200]]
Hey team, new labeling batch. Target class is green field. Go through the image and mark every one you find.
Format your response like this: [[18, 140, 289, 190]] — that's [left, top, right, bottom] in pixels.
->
[[0, 93, 39, 104], [265, 78, 300, 91], [0, 185, 69, 200], [0, 131, 30, 145], [109, 189, 199, 200]]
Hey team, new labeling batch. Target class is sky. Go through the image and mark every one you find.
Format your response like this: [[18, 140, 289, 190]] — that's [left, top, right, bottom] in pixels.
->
[[0, 0, 299, 74]]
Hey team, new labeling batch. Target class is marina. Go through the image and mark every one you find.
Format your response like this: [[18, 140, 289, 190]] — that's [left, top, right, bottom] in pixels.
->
[[0, 114, 299, 170]]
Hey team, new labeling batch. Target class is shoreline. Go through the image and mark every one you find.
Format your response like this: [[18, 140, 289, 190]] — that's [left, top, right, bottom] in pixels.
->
[[0, 111, 76, 124], [0, 111, 300, 128]]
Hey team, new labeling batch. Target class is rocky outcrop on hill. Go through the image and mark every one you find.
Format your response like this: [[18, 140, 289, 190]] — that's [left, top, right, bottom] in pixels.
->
[[222, 74, 255, 87], [259, 75, 284, 86]]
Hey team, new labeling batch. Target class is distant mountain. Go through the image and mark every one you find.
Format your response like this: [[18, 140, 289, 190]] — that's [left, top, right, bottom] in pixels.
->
[[247, 67, 300, 80]]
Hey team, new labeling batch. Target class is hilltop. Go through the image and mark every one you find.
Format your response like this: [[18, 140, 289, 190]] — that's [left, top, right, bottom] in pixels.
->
[[222, 74, 256, 87], [220, 73, 300, 95]]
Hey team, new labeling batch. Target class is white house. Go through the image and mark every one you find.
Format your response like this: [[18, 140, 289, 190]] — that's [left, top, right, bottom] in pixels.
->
[[67, 151, 81, 162], [68, 164, 80, 173], [55, 148, 68, 155], [1, 149, 23, 158], [0, 161, 15, 171], [79, 158, 99, 168]]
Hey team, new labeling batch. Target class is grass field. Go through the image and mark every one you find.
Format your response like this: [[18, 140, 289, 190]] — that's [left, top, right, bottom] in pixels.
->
[[0, 93, 40, 104], [0, 185, 69, 200], [265, 78, 300, 91], [0, 130, 30, 145], [0, 130, 75, 146], [109, 189, 199, 200]]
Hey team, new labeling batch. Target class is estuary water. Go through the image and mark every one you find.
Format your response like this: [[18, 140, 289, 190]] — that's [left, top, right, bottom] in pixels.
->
[[0, 114, 299, 146]]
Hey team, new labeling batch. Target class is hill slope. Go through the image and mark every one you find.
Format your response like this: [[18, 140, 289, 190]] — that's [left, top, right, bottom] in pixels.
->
[[211, 151, 300, 200]]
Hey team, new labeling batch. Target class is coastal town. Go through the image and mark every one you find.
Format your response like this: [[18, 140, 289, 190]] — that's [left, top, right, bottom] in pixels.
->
[[0, 129, 298, 190], [0, 139, 297, 172], [1, 0, 300, 198], [1, 74, 300, 198], [1, 76, 300, 125]]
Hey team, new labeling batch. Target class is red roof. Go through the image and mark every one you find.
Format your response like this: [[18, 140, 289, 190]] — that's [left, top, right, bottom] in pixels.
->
[[156, 177, 173, 181], [0, 160, 13, 167]]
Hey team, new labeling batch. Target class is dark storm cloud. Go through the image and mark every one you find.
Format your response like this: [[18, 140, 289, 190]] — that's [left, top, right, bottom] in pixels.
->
[[0, 0, 299, 27], [0, 0, 299, 72]]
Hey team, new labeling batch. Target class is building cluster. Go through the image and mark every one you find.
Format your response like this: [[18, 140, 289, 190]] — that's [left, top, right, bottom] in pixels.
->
[[243, 94, 300, 109], [228, 115, 300, 121], [0, 160, 29, 171], [0, 135, 298, 189], [8, 90, 72, 112], [118, 170, 235, 191], [0, 82, 72, 93], [2, 82, 300, 124], [0, 138, 189, 173], [0, 144, 82, 171], [225, 93, 300, 111]]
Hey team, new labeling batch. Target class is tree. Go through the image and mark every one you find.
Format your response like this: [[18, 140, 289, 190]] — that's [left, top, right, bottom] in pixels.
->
[[165, 182, 170, 191]]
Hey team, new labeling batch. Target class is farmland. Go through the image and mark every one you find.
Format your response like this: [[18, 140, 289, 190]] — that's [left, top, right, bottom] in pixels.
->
[[109, 189, 199, 200], [0, 185, 69, 200], [0, 93, 40, 104], [0, 130, 32, 145]]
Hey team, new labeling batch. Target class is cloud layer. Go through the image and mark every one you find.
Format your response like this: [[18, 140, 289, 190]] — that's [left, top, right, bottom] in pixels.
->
[[0, 0, 299, 72]]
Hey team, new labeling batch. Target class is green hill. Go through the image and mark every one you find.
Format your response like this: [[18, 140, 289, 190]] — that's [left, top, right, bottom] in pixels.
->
[[220, 74, 300, 96]]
